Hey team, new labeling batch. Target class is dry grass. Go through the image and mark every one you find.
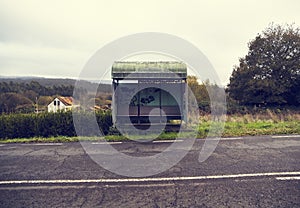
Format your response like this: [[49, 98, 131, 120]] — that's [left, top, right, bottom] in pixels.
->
[[224, 111, 300, 123], [197, 110, 300, 138]]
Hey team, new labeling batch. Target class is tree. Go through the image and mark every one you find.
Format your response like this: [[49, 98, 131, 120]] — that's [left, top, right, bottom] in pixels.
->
[[227, 23, 300, 106], [187, 76, 212, 112], [0, 93, 33, 113]]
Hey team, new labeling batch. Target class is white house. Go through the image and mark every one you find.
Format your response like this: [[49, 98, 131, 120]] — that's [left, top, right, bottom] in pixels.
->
[[47, 97, 73, 113]]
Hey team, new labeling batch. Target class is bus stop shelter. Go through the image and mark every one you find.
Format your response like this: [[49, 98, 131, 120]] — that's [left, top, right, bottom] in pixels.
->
[[111, 61, 187, 128]]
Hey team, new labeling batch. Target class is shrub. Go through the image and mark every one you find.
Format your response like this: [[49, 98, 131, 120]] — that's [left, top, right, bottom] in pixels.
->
[[0, 111, 113, 139]]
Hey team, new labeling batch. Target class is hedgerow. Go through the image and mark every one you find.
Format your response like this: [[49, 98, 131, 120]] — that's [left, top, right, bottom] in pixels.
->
[[0, 111, 112, 139]]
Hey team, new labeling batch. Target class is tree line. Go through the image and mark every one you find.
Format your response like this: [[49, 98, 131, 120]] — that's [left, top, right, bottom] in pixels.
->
[[188, 23, 300, 113], [183, 24, 300, 114], [0, 81, 75, 97], [227, 23, 300, 107], [1, 80, 112, 113], [0, 81, 79, 113]]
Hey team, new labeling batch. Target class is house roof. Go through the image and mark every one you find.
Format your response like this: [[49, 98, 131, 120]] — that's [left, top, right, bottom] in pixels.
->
[[58, 97, 73, 106], [111, 61, 187, 79]]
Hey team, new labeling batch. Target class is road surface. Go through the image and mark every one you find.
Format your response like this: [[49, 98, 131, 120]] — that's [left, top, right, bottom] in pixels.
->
[[0, 135, 299, 207]]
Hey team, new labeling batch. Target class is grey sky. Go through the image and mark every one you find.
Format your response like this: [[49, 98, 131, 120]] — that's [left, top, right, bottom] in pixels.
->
[[0, 0, 299, 85]]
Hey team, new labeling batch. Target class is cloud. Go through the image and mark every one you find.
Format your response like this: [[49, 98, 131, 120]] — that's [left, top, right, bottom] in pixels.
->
[[0, 0, 299, 84], [0, 42, 89, 77]]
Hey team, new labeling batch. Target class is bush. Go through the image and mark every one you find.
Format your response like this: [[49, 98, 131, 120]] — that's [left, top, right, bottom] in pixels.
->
[[0, 111, 113, 139]]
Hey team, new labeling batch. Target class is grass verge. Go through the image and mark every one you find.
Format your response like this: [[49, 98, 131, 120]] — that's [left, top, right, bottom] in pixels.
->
[[1, 113, 299, 143]]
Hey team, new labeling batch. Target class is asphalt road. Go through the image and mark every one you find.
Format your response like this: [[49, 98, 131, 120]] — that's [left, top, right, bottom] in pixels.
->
[[0, 135, 299, 207]]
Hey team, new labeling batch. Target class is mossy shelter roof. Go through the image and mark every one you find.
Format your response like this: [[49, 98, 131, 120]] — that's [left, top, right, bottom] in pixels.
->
[[111, 61, 187, 79]]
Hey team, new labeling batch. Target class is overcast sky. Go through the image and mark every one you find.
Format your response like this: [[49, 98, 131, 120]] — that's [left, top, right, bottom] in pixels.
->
[[0, 0, 299, 85]]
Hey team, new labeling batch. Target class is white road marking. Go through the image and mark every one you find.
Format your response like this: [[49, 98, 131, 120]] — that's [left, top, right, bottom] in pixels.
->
[[272, 135, 300, 138], [92, 140, 184, 144], [153, 140, 183, 143], [91, 138, 242, 144], [0, 171, 299, 185], [2, 134, 299, 148], [210, 137, 243, 141], [87, 137, 243, 144], [276, 176, 300, 181], [21, 143, 63, 146], [92, 142, 123, 145], [0, 183, 177, 190], [88, 135, 300, 143]]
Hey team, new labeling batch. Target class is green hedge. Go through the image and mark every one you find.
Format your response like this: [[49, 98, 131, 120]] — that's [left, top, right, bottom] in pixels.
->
[[0, 111, 112, 139]]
